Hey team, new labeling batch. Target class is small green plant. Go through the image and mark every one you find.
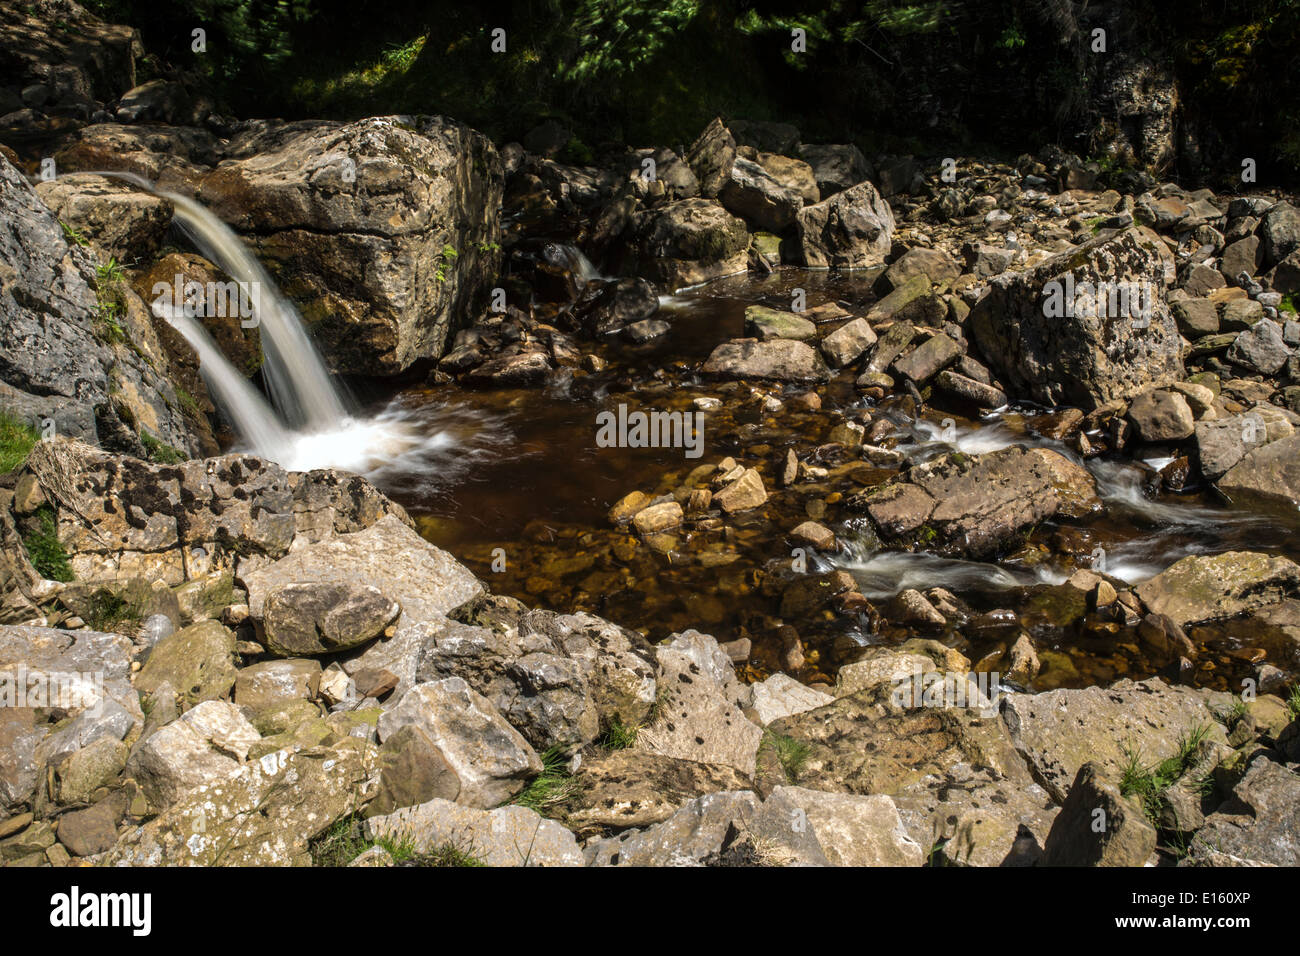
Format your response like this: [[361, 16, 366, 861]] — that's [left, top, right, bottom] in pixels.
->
[[1215, 697, 1249, 729], [434, 244, 459, 284], [1120, 725, 1213, 824], [0, 409, 40, 472], [510, 745, 579, 815], [416, 842, 487, 867], [96, 258, 125, 285], [139, 431, 186, 464], [1288, 685, 1300, 720], [82, 588, 142, 632], [600, 717, 639, 750], [1282, 293, 1299, 315], [60, 221, 88, 247], [309, 814, 372, 867], [763, 730, 811, 784], [24, 504, 73, 582]]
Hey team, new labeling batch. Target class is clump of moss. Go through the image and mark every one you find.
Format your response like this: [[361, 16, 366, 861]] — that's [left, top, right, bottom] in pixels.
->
[[140, 431, 186, 464], [0, 409, 40, 472], [24, 505, 73, 582]]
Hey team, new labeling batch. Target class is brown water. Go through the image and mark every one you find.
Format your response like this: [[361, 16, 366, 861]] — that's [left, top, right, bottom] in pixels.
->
[[366, 268, 1300, 693]]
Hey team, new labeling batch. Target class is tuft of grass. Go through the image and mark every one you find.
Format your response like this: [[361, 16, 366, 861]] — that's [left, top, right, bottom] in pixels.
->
[[309, 814, 372, 867], [60, 221, 88, 246], [0, 409, 40, 472], [599, 717, 639, 750], [510, 745, 579, 815], [763, 730, 811, 784], [309, 813, 487, 867], [82, 588, 143, 632], [410, 841, 488, 867], [1214, 697, 1249, 729], [1120, 725, 1213, 824], [1288, 685, 1300, 720], [23, 504, 73, 582], [139, 431, 186, 464]]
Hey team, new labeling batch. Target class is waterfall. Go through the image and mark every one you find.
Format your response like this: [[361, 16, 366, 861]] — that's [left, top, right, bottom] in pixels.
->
[[160, 307, 291, 456], [163, 192, 350, 431]]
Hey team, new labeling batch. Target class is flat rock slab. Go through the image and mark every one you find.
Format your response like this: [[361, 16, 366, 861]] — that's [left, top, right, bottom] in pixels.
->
[[241, 515, 481, 628], [1001, 678, 1228, 804], [1134, 551, 1300, 627], [565, 750, 750, 834]]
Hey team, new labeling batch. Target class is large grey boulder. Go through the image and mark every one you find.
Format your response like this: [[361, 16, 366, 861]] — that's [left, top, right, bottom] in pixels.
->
[[718, 156, 803, 232], [794, 180, 895, 269], [1134, 551, 1300, 627], [796, 143, 871, 197], [1218, 434, 1300, 509], [969, 227, 1183, 408], [702, 338, 832, 384], [34, 173, 172, 264], [198, 115, 503, 375], [376, 678, 542, 809], [0, 155, 196, 453], [366, 797, 583, 866], [1184, 757, 1300, 866], [623, 198, 750, 290]]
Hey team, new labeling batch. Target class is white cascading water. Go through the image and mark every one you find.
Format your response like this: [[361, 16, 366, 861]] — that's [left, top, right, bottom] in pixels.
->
[[82, 171, 510, 481], [162, 192, 349, 431], [161, 307, 292, 453]]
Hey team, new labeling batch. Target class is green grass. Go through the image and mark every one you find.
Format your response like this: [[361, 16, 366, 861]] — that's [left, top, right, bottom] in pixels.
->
[[510, 745, 579, 815], [1214, 697, 1248, 729], [82, 588, 142, 632], [0, 409, 40, 472], [1280, 293, 1298, 315], [60, 221, 88, 247], [308, 814, 486, 867], [24, 505, 73, 582], [139, 431, 186, 464], [1120, 725, 1213, 825], [1288, 685, 1300, 720], [599, 717, 639, 750], [763, 730, 811, 784]]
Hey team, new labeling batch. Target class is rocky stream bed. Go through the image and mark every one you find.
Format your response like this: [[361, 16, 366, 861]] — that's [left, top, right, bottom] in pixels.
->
[[1, 0, 1299, 869]]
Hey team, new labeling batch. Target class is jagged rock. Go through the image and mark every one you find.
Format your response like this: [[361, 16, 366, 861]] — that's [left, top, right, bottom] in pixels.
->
[[1194, 413, 1270, 480], [683, 117, 737, 199], [0, 156, 197, 453], [770, 785, 924, 867], [1218, 433, 1300, 509], [969, 227, 1182, 408], [1135, 551, 1300, 627], [377, 678, 542, 809], [57, 793, 127, 857], [849, 446, 1100, 559], [259, 582, 400, 657], [636, 630, 762, 777], [109, 737, 379, 865], [52, 734, 128, 805], [565, 750, 751, 834], [1184, 758, 1300, 866], [745, 673, 834, 726], [1042, 762, 1158, 866], [129, 700, 261, 807], [762, 678, 1055, 867], [1127, 389, 1195, 442], [1260, 201, 1300, 268], [882, 247, 961, 291], [587, 791, 759, 866], [1228, 318, 1291, 374], [892, 332, 962, 385], [367, 797, 582, 866], [233, 659, 322, 714], [1001, 678, 1228, 803], [794, 180, 895, 269]]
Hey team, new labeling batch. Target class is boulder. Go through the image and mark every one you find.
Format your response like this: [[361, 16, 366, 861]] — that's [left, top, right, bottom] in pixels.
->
[[1184, 757, 1300, 866], [135, 620, 238, 706], [624, 198, 750, 289], [849, 446, 1101, 559], [682, 118, 736, 199], [565, 750, 750, 834], [198, 116, 503, 374], [743, 305, 815, 341], [129, 700, 261, 807], [719, 157, 803, 232], [796, 143, 871, 197], [636, 630, 762, 777], [1227, 318, 1291, 375], [377, 678, 542, 809], [109, 737, 379, 865], [365, 797, 583, 866], [1260, 201, 1300, 268], [745, 673, 834, 726], [969, 227, 1183, 408], [819, 317, 877, 367], [1219, 434, 1300, 508], [794, 180, 895, 269], [260, 582, 400, 657], [587, 790, 759, 866], [1134, 551, 1300, 627], [702, 338, 832, 384], [34, 173, 173, 264], [769, 785, 924, 867], [1042, 762, 1157, 866], [233, 659, 322, 713], [1127, 389, 1195, 442], [1001, 678, 1227, 803]]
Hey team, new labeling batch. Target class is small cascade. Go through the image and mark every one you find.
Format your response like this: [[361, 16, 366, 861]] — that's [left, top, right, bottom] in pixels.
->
[[161, 308, 291, 456]]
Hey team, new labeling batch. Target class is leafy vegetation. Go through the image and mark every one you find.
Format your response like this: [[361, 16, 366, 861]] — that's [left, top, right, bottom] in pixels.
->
[[510, 745, 579, 815], [1119, 725, 1214, 825], [24, 505, 74, 582], [140, 431, 186, 464], [0, 409, 40, 472]]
